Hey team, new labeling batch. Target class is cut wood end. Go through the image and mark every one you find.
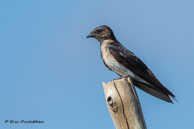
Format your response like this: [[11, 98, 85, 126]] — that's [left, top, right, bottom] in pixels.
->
[[102, 77, 130, 85], [102, 81, 114, 87]]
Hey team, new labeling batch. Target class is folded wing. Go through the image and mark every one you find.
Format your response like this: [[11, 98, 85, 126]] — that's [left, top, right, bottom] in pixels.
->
[[108, 42, 175, 103]]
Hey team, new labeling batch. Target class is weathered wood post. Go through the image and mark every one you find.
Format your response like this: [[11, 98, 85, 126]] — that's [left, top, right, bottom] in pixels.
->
[[102, 77, 147, 129]]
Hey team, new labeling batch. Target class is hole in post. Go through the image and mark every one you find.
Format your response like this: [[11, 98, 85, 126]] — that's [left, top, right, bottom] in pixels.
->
[[107, 96, 117, 113], [107, 96, 113, 107]]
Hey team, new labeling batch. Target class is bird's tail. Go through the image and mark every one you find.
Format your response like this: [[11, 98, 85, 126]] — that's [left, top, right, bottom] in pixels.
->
[[133, 80, 175, 103]]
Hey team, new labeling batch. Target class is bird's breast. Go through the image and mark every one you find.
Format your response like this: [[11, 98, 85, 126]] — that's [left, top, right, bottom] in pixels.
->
[[100, 40, 151, 85], [101, 41, 135, 78]]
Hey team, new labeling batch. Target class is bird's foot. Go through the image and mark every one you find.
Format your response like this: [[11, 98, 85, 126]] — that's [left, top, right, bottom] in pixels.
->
[[123, 76, 130, 79]]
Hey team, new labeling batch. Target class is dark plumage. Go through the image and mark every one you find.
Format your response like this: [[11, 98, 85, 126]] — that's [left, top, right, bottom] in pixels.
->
[[87, 25, 176, 103]]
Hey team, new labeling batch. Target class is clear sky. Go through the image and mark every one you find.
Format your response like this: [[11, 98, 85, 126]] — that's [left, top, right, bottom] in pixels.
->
[[0, 0, 194, 129]]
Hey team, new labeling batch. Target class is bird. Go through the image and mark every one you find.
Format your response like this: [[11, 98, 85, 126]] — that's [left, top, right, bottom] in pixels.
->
[[86, 25, 176, 103]]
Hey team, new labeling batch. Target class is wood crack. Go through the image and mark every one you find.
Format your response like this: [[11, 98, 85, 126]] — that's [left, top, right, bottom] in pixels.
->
[[113, 81, 130, 129]]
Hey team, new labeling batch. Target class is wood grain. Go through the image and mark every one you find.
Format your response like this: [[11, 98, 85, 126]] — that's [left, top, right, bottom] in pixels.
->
[[102, 77, 147, 129]]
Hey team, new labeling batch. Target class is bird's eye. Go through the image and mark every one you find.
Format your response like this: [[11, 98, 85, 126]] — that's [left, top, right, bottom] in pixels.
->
[[97, 29, 103, 33]]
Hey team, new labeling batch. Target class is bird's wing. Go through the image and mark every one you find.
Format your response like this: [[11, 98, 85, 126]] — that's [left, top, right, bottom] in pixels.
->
[[108, 42, 175, 98]]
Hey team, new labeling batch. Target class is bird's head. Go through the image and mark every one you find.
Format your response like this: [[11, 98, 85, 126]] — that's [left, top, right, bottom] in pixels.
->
[[86, 25, 116, 43]]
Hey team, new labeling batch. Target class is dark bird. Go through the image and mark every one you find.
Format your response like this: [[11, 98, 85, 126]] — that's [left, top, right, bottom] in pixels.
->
[[86, 25, 176, 103]]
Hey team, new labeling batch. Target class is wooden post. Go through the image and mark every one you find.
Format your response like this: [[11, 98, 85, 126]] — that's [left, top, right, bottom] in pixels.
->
[[102, 77, 147, 129]]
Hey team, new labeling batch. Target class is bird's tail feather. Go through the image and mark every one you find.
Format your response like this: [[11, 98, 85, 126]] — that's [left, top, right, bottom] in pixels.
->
[[133, 80, 173, 103]]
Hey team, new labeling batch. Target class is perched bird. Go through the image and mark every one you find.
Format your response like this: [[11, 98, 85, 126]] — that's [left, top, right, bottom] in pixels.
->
[[86, 25, 176, 103]]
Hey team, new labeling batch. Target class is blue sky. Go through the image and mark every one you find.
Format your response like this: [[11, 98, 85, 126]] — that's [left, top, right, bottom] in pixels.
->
[[0, 0, 194, 129]]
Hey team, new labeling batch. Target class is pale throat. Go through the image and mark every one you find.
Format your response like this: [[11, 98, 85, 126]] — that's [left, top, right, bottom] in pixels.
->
[[101, 39, 114, 44], [97, 38, 106, 44]]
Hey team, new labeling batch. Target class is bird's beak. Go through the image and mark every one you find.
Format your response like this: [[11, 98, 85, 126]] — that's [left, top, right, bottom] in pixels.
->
[[86, 33, 95, 38]]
